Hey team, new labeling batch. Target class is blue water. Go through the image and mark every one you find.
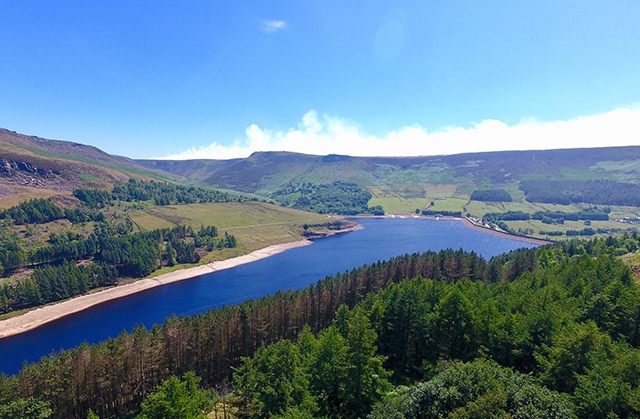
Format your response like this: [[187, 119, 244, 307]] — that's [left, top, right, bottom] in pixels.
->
[[0, 218, 536, 375]]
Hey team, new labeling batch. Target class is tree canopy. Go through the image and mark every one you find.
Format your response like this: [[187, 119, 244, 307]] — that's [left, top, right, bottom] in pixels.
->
[[2, 235, 640, 418]]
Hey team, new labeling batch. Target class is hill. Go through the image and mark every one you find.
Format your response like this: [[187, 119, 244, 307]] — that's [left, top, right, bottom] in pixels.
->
[[134, 158, 241, 184], [138, 147, 640, 239], [0, 128, 175, 207], [4, 126, 640, 239], [137, 146, 640, 196]]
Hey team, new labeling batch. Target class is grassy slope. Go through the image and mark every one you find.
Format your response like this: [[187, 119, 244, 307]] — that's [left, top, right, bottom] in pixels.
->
[[0, 128, 176, 199], [0, 201, 340, 316], [4, 126, 640, 240], [141, 148, 640, 239], [0, 128, 169, 179], [367, 197, 429, 214], [370, 187, 640, 240], [129, 201, 340, 264], [0, 186, 73, 210], [152, 147, 640, 195]]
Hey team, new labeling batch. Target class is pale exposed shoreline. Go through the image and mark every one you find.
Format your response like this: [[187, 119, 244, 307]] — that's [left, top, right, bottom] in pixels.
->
[[456, 216, 552, 245], [0, 239, 313, 339]]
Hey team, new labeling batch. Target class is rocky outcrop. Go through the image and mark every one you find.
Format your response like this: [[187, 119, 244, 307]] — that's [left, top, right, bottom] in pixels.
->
[[0, 158, 59, 177], [0, 158, 63, 188]]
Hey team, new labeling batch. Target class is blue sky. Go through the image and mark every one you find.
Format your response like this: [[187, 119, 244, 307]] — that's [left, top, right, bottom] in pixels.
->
[[1, 1, 639, 159]]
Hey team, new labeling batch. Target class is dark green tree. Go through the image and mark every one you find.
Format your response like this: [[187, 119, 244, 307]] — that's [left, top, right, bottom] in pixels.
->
[[308, 326, 349, 418], [433, 287, 476, 360], [340, 308, 392, 418], [233, 340, 317, 419], [139, 372, 213, 419], [538, 321, 612, 394], [165, 242, 176, 267], [573, 346, 640, 418], [368, 360, 571, 419], [0, 397, 52, 419]]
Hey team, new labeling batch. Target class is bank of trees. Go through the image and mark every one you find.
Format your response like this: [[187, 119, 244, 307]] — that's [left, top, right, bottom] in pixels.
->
[[1, 234, 640, 418], [108, 179, 240, 206], [520, 179, 640, 206], [0, 199, 64, 225], [470, 189, 513, 202], [369, 359, 571, 418], [0, 180, 239, 273], [0, 180, 241, 315], [482, 210, 531, 223], [75, 179, 240, 207], [72, 180, 240, 210], [0, 262, 118, 312], [271, 182, 382, 215], [233, 309, 391, 419], [483, 208, 610, 225], [533, 208, 610, 223], [0, 198, 106, 226], [0, 224, 236, 313]]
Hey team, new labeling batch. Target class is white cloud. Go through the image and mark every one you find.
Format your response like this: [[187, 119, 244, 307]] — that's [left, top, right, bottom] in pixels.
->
[[159, 106, 640, 160], [261, 20, 287, 33]]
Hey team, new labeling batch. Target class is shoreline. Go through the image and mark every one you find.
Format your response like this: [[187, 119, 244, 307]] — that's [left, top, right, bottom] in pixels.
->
[[0, 239, 313, 339], [347, 214, 552, 245], [0, 218, 543, 340], [455, 216, 552, 245]]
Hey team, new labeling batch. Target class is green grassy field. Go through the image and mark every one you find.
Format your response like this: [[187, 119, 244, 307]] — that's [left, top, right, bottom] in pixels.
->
[[368, 183, 472, 214], [464, 200, 585, 216], [368, 197, 429, 214], [465, 201, 640, 240], [129, 201, 337, 262], [608, 206, 640, 219], [507, 219, 620, 237], [402, 192, 640, 239], [424, 184, 463, 199], [427, 197, 469, 212], [79, 174, 107, 183]]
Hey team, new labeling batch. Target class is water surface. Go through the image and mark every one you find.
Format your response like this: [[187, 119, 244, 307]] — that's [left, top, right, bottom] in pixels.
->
[[0, 218, 536, 374]]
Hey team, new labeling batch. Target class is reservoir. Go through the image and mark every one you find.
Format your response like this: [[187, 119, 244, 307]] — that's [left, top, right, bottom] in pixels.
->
[[0, 218, 537, 375]]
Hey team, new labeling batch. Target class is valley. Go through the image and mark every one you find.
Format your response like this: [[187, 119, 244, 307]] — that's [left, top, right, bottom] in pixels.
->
[[2, 128, 640, 418]]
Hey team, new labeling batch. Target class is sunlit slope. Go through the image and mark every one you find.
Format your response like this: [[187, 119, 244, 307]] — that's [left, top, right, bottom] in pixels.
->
[[138, 147, 640, 197], [0, 128, 175, 194], [128, 201, 344, 262]]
